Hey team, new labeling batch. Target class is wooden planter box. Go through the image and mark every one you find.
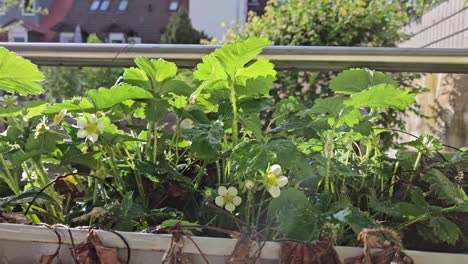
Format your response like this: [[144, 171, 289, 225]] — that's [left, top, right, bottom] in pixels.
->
[[0, 223, 467, 263]]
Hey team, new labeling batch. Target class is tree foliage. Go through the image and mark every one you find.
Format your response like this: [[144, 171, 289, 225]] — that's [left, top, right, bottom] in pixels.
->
[[226, 0, 425, 143], [160, 7, 207, 44]]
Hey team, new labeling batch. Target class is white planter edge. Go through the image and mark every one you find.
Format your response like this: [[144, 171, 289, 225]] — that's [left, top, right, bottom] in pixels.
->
[[0, 223, 467, 262]]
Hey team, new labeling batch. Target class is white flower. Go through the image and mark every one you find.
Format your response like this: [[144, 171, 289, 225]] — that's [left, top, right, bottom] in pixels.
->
[[215, 186, 242, 212], [76, 114, 105, 143], [265, 164, 288, 198], [179, 118, 194, 129], [34, 121, 49, 138], [245, 180, 255, 190], [52, 109, 68, 126]]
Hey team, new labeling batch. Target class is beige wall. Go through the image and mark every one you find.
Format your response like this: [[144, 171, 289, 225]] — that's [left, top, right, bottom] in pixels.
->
[[400, 0, 467, 48], [399, 0, 468, 148], [189, 0, 247, 40]]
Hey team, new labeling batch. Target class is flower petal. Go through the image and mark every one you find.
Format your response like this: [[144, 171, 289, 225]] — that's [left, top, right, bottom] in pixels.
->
[[88, 133, 99, 143], [232, 196, 242, 206], [269, 186, 281, 198], [88, 114, 98, 123], [277, 176, 288, 187], [97, 120, 106, 132], [227, 186, 238, 196], [225, 203, 235, 212], [270, 164, 282, 176], [76, 117, 87, 128], [218, 186, 227, 196], [77, 129, 87, 138], [215, 196, 225, 207]]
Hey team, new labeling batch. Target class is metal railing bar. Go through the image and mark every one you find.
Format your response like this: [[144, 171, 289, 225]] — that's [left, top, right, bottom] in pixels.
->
[[2, 42, 468, 73]]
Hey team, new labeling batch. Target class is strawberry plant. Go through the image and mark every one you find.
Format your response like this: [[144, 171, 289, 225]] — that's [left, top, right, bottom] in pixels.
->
[[0, 38, 467, 252]]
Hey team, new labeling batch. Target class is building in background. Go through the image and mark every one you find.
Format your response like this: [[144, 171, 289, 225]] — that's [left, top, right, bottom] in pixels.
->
[[399, 0, 468, 147], [54, 0, 188, 43], [0, 0, 267, 43], [188, 0, 267, 40], [400, 0, 467, 48], [0, 0, 73, 42]]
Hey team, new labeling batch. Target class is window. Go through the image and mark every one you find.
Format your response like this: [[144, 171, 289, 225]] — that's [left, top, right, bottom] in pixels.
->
[[127, 36, 141, 44], [118, 0, 128, 11], [169, 0, 178, 11], [59, 32, 75, 43], [8, 26, 28, 42], [108, 32, 125, 43], [89, 0, 101, 11], [22, 0, 35, 16], [248, 0, 259, 5], [99, 0, 111, 11], [0, 0, 6, 15]]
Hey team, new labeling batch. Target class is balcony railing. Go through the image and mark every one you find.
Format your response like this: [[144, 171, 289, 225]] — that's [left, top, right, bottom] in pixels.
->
[[2, 42, 468, 73]]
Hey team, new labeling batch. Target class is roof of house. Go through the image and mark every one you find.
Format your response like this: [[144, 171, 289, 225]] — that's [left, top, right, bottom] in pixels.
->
[[38, 0, 74, 41], [53, 0, 188, 43]]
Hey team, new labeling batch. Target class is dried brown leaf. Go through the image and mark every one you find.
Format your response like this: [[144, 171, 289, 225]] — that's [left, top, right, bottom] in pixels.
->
[[0, 212, 31, 224], [280, 240, 342, 264]]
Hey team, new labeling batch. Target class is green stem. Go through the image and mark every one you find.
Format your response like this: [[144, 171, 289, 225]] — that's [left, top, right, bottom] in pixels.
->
[[146, 121, 154, 161], [229, 82, 239, 146], [409, 151, 422, 184], [0, 154, 19, 194], [152, 123, 158, 163], [123, 147, 146, 204], [396, 206, 457, 232], [255, 189, 266, 228], [32, 159, 62, 221], [194, 163, 207, 189], [103, 146, 123, 192]]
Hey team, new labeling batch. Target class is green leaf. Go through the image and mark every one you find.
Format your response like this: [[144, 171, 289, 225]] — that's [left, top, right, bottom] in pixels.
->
[[397, 202, 427, 219], [194, 55, 227, 81], [0, 101, 47, 120], [345, 84, 415, 110], [87, 84, 153, 110], [267, 188, 309, 221], [230, 139, 299, 177], [134, 99, 170, 122], [25, 131, 61, 154], [134, 57, 177, 83], [410, 187, 430, 209], [333, 207, 379, 234], [429, 217, 460, 245], [123, 67, 151, 90], [160, 219, 201, 231], [236, 57, 276, 79], [44, 97, 95, 114], [330, 69, 398, 95], [160, 79, 195, 96], [235, 75, 275, 99], [0, 47, 44, 95], [426, 169, 468, 207], [183, 121, 224, 161], [239, 114, 263, 140], [1, 187, 59, 208], [211, 37, 270, 77], [309, 97, 346, 117]]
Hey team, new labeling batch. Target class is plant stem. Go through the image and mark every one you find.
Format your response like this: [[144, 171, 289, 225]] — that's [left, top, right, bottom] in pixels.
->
[[409, 151, 422, 185], [0, 154, 19, 194], [396, 206, 458, 232], [255, 189, 266, 229], [229, 82, 239, 146]]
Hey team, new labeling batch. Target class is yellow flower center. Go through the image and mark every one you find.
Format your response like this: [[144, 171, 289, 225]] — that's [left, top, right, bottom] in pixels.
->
[[53, 114, 63, 124], [266, 173, 278, 188], [223, 193, 235, 204], [84, 121, 98, 135]]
